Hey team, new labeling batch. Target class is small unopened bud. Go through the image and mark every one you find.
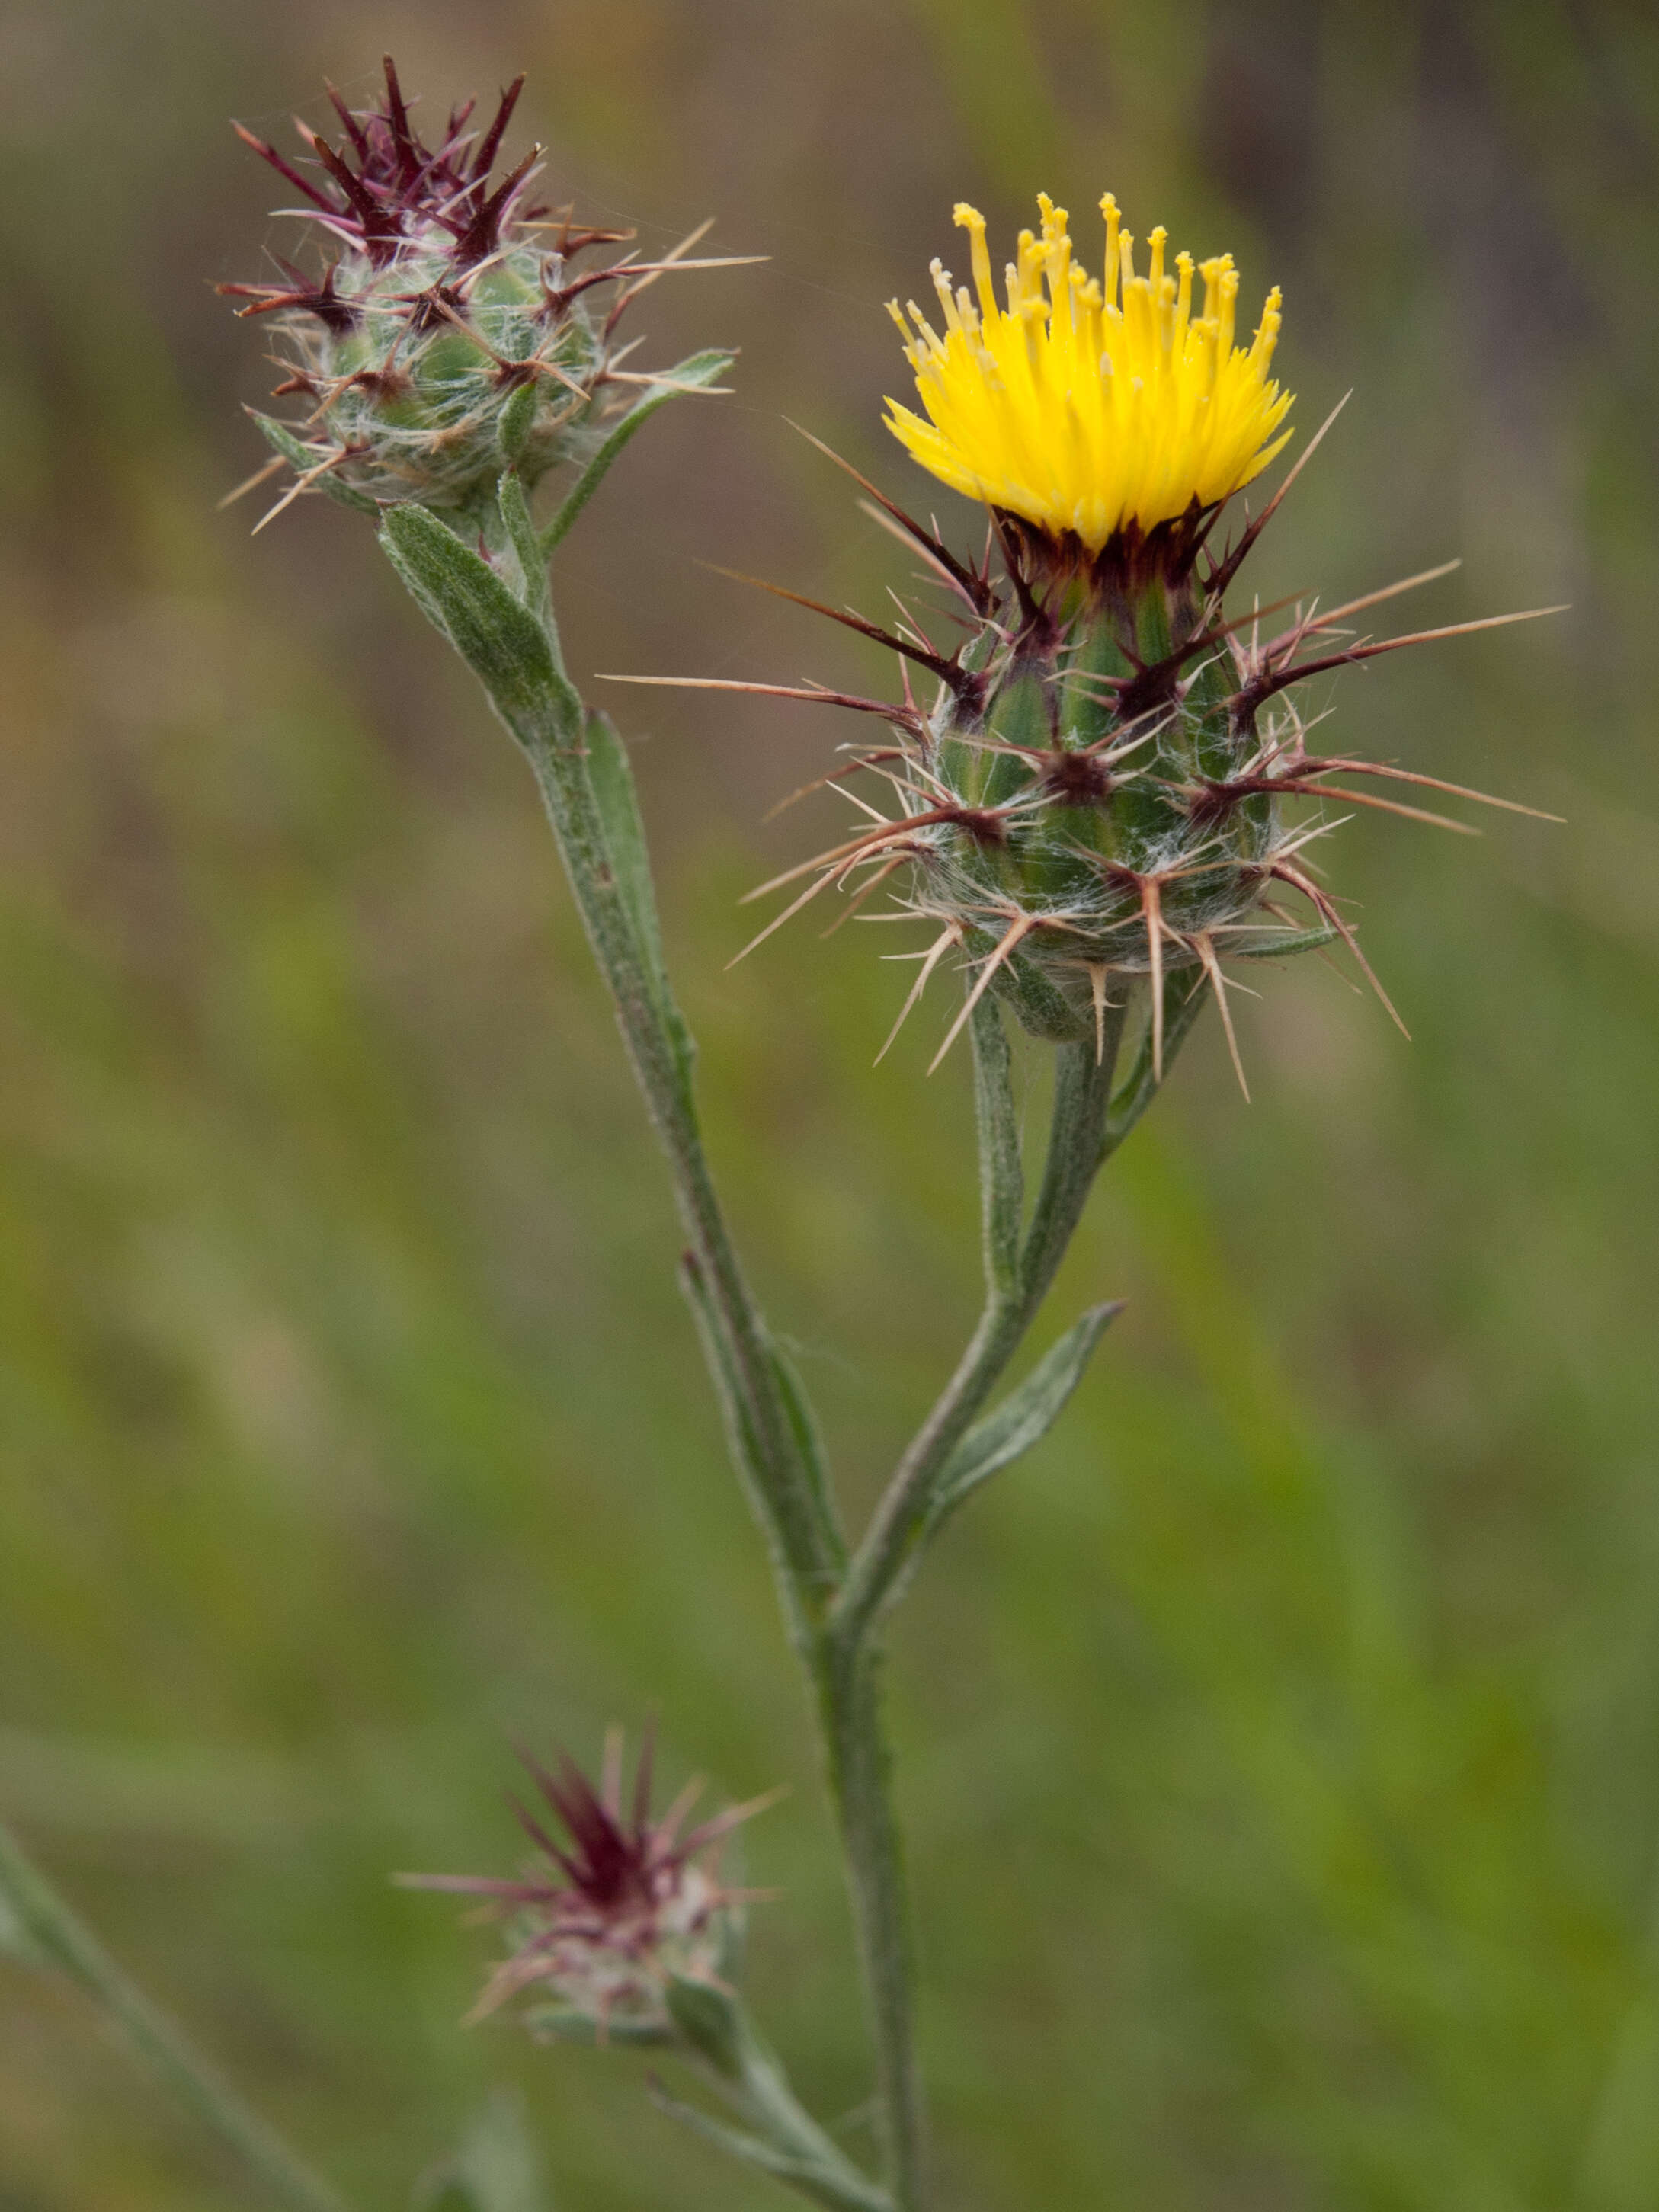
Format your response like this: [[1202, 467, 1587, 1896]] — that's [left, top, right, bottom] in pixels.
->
[[398, 1729, 777, 2042], [222, 59, 693, 529]]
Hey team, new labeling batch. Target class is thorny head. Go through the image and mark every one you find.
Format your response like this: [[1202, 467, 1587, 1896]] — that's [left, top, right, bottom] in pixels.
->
[[629, 194, 1555, 1089], [222, 59, 732, 527], [397, 1729, 774, 2041]]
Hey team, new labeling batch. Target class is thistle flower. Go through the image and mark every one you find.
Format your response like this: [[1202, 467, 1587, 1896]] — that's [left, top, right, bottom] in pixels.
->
[[398, 1731, 774, 2041], [222, 59, 741, 530], [611, 193, 1553, 1086], [886, 195, 1293, 563]]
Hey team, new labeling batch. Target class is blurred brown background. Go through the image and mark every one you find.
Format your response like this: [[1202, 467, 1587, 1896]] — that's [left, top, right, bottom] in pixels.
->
[[2, 2, 1657, 2207]]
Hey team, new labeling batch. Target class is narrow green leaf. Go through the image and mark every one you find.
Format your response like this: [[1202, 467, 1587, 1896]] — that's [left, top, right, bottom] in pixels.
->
[[496, 379, 540, 468], [648, 2079, 892, 2212], [1231, 920, 1342, 960], [248, 414, 380, 515], [767, 1339, 846, 1571], [380, 505, 574, 741], [584, 708, 696, 1109], [0, 1818, 82, 1980], [663, 1976, 890, 2206], [496, 471, 552, 626], [538, 350, 735, 556], [678, 1256, 777, 1525], [665, 1974, 747, 2079], [412, 2089, 549, 2212], [930, 1301, 1123, 1523]]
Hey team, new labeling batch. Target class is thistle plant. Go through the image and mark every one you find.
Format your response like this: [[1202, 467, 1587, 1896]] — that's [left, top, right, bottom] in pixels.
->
[[0, 62, 1558, 2212]]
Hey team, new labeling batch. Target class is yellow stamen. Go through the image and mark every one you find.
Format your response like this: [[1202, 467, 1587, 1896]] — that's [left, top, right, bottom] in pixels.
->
[[885, 195, 1293, 552]]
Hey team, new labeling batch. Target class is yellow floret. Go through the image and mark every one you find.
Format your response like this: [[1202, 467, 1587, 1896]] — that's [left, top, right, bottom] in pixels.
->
[[884, 194, 1294, 552]]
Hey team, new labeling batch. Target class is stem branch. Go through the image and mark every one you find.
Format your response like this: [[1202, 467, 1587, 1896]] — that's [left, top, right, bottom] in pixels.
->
[[832, 1012, 1127, 1655]]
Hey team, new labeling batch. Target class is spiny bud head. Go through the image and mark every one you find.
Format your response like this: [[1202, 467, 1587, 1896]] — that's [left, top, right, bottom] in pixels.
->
[[223, 61, 655, 524], [397, 1730, 774, 2042]]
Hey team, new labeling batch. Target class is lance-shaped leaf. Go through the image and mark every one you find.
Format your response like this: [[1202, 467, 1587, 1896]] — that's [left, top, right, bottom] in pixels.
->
[[495, 467, 552, 626], [927, 1301, 1123, 1532], [249, 413, 380, 515], [656, 1977, 892, 2212], [584, 707, 697, 1115], [540, 350, 735, 555], [380, 504, 572, 738]]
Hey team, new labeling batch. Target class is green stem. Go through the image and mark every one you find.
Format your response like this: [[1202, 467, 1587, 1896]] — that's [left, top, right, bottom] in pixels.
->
[[831, 1016, 1127, 1657], [489, 591, 844, 1641], [813, 1637, 921, 2210], [380, 500, 917, 2192], [517, 679, 922, 2194], [512, 685, 926, 2185], [0, 1820, 351, 2212], [379, 495, 1215, 2212]]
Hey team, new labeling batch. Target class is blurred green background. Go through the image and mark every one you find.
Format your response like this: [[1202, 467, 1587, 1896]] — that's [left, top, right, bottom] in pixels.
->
[[2, 2, 1657, 2206]]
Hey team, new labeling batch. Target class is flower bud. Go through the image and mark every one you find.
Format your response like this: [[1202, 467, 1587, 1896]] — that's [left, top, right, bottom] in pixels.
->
[[398, 1730, 774, 2043], [223, 61, 683, 527]]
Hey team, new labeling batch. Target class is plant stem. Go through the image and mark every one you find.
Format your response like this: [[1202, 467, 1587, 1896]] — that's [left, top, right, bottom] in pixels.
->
[[511, 687, 927, 2188], [814, 1636, 921, 2210], [380, 499, 1212, 2212], [481, 590, 844, 1643], [832, 1016, 1127, 1656], [0, 1820, 352, 2212]]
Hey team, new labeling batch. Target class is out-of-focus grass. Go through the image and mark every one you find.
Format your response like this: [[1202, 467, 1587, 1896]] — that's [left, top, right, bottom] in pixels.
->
[[2, 2, 1657, 2207]]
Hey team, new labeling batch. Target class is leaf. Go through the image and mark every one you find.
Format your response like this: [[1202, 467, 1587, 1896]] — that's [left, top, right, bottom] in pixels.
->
[[665, 1974, 747, 2080], [538, 350, 735, 556], [767, 1339, 845, 1571], [412, 2089, 549, 2212], [647, 2078, 892, 2212], [584, 709, 695, 1110], [1231, 920, 1342, 960], [661, 1977, 890, 2208], [380, 505, 575, 743], [929, 1302, 1123, 1526], [495, 470, 551, 625], [495, 380, 540, 469], [248, 414, 380, 515]]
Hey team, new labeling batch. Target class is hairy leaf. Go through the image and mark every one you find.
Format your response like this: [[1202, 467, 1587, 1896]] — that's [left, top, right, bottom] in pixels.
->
[[540, 350, 735, 555], [248, 413, 380, 515], [930, 1301, 1123, 1526]]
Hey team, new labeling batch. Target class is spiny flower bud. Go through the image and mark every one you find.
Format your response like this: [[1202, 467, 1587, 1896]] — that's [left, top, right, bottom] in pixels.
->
[[397, 1730, 775, 2042], [223, 59, 732, 530], [644, 194, 1552, 1087]]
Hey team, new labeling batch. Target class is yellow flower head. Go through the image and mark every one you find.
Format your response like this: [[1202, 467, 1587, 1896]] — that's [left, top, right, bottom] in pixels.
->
[[885, 194, 1294, 555]]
